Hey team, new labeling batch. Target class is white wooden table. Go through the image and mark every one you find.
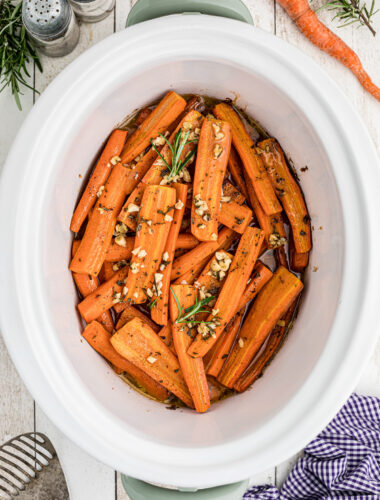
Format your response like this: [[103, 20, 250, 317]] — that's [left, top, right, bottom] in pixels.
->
[[1, 0, 380, 498]]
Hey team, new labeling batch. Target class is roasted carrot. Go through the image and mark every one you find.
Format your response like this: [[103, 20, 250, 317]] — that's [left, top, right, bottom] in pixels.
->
[[134, 107, 152, 126], [194, 250, 233, 309], [170, 285, 210, 413], [234, 301, 297, 392], [172, 256, 210, 285], [213, 103, 281, 215], [170, 227, 237, 281], [78, 266, 128, 322], [70, 163, 130, 277], [289, 234, 309, 272], [83, 321, 168, 401], [157, 324, 176, 354], [151, 184, 187, 325], [71, 241, 114, 333], [222, 180, 246, 205], [176, 233, 199, 251], [258, 139, 311, 253], [104, 235, 134, 262], [191, 118, 231, 241], [70, 129, 128, 233], [219, 200, 252, 234], [125, 185, 176, 304], [188, 226, 265, 358], [227, 146, 249, 198], [120, 91, 186, 164], [99, 261, 117, 283], [118, 110, 203, 229], [218, 266, 303, 388], [278, 0, 380, 102], [111, 317, 193, 407], [115, 303, 160, 332]]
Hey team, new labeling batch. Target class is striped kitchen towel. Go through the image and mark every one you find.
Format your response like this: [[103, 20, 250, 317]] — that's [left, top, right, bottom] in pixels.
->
[[244, 394, 380, 499]]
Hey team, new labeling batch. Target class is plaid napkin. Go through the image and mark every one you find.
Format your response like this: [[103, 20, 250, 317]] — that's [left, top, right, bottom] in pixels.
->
[[244, 394, 380, 499]]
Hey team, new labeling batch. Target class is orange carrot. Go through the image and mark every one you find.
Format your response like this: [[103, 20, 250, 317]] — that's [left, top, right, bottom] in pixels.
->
[[118, 110, 203, 229], [78, 266, 128, 322], [170, 227, 237, 281], [188, 226, 265, 358], [227, 146, 249, 198], [218, 266, 303, 388], [278, 0, 380, 102], [104, 235, 134, 262], [99, 261, 117, 283], [219, 200, 252, 234], [194, 250, 233, 309], [172, 256, 210, 286], [111, 317, 193, 407], [170, 285, 210, 413], [70, 129, 128, 233], [222, 180, 246, 205], [176, 233, 199, 251], [258, 139, 311, 253], [115, 303, 160, 332], [234, 301, 297, 392], [157, 324, 176, 354], [124, 185, 176, 304], [83, 321, 168, 401], [191, 118, 232, 241], [151, 184, 187, 325], [120, 91, 186, 164], [213, 103, 281, 215], [289, 234, 309, 272], [70, 163, 130, 277]]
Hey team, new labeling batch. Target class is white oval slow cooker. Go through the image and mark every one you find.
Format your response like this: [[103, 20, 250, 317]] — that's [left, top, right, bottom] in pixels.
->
[[1, 1, 380, 497]]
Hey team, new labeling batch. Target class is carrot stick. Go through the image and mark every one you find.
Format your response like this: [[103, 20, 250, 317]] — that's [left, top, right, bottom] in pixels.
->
[[70, 163, 130, 277], [176, 233, 199, 251], [222, 180, 246, 205], [234, 301, 297, 392], [213, 103, 281, 215], [71, 241, 114, 332], [157, 324, 176, 354], [70, 129, 128, 233], [188, 226, 265, 358], [124, 185, 176, 304], [104, 235, 134, 262], [227, 146, 249, 199], [115, 303, 160, 332], [258, 139, 311, 254], [172, 256, 210, 286], [151, 184, 187, 325], [118, 110, 203, 229], [218, 266, 303, 388], [120, 91, 186, 164], [194, 250, 233, 309], [78, 267, 128, 322], [169, 285, 210, 413], [219, 200, 252, 234], [111, 317, 193, 407], [170, 227, 237, 281], [99, 261, 117, 283], [205, 262, 273, 376], [83, 321, 168, 401], [289, 235, 309, 272], [277, 0, 380, 102], [191, 118, 232, 241]]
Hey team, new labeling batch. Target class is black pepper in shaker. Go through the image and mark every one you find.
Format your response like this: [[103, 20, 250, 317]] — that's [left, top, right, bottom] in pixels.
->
[[69, 0, 115, 23], [22, 0, 79, 57]]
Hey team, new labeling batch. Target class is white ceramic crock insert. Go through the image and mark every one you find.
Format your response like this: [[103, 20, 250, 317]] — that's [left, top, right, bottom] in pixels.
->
[[1, 15, 380, 490]]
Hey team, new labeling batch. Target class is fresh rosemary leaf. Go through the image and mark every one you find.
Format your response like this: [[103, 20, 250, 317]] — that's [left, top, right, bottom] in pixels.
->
[[320, 0, 378, 36], [170, 287, 215, 325]]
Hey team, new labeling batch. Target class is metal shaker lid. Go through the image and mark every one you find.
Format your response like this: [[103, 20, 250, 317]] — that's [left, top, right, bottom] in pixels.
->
[[22, 0, 72, 41]]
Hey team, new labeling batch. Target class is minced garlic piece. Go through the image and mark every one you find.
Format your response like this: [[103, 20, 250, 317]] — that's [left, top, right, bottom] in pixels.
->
[[115, 235, 127, 247], [238, 338, 244, 348], [127, 203, 140, 213], [147, 356, 157, 364], [110, 156, 121, 165], [96, 185, 104, 197]]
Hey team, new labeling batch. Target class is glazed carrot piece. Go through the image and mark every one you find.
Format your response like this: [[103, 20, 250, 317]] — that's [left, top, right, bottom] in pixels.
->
[[258, 139, 311, 253], [70, 163, 130, 277], [118, 110, 203, 229], [218, 266, 303, 388], [222, 181, 246, 205], [120, 91, 186, 164], [170, 285, 210, 413], [278, 0, 380, 102], [98, 261, 117, 283], [78, 267, 128, 322], [71, 241, 114, 333], [208, 377, 228, 403], [227, 146, 249, 198], [70, 129, 128, 233], [170, 227, 237, 281], [213, 103, 281, 215], [157, 324, 176, 354], [125, 185, 176, 304], [104, 236, 135, 262], [205, 262, 273, 377], [83, 321, 168, 401], [188, 227, 265, 358], [234, 301, 297, 393], [111, 317, 193, 407], [172, 256, 210, 286], [115, 303, 160, 332], [151, 184, 187, 325], [176, 233, 199, 251], [289, 235, 309, 272], [191, 118, 231, 241], [219, 200, 252, 234]]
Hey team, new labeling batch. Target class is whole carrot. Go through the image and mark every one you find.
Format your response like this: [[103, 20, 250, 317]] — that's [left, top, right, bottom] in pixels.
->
[[278, 0, 380, 102]]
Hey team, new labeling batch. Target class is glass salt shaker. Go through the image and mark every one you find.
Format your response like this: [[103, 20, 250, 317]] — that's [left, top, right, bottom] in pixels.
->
[[22, 0, 79, 58], [69, 0, 115, 23]]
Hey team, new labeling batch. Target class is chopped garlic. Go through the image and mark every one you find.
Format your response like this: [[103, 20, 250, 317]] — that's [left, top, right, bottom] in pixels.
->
[[147, 356, 157, 364]]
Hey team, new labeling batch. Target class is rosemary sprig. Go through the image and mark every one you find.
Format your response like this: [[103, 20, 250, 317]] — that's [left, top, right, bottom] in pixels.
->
[[150, 128, 198, 180], [0, 0, 42, 110], [320, 0, 378, 36], [170, 287, 215, 325]]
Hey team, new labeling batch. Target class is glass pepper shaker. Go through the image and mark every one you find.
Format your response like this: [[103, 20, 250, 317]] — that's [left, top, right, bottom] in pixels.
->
[[69, 0, 115, 23], [22, 0, 79, 58]]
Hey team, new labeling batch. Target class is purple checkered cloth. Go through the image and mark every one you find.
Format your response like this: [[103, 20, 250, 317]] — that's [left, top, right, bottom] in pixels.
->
[[244, 394, 380, 499]]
